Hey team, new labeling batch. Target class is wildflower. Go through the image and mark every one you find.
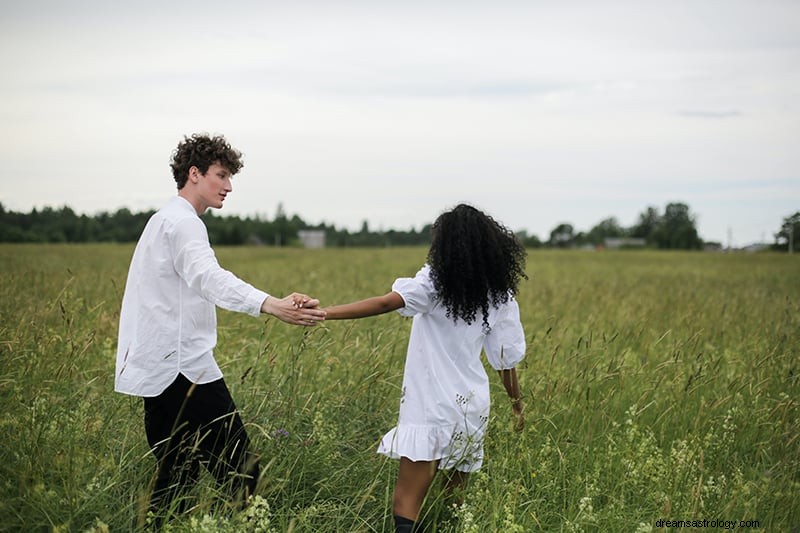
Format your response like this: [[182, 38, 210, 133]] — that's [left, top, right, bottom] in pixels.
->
[[502, 503, 525, 533], [455, 502, 479, 533], [81, 519, 109, 533], [578, 496, 593, 516], [271, 428, 289, 439], [241, 495, 274, 533], [188, 514, 224, 533]]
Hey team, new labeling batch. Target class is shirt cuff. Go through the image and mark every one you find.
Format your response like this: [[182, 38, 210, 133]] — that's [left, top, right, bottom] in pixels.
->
[[248, 288, 270, 317]]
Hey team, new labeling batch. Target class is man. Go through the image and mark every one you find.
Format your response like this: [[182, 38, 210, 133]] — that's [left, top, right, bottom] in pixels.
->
[[115, 133, 325, 526]]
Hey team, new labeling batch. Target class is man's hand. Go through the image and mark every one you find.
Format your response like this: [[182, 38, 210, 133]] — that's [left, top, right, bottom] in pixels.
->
[[261, 293, 326, 326]]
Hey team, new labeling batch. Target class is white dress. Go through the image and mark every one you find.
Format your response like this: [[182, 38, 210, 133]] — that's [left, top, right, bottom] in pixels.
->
[[377, 265, 526, 472]]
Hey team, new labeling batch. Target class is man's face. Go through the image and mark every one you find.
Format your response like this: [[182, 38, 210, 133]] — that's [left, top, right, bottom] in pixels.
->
[[192, 162, 233, 212]]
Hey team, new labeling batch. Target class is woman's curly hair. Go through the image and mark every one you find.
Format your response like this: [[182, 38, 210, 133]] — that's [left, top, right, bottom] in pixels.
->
[[170, 133, 244, 190], [427, 204, 527, 332]]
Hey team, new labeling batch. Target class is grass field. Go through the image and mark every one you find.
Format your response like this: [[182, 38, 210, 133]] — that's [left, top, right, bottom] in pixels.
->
[[0, 244, 798, 532]]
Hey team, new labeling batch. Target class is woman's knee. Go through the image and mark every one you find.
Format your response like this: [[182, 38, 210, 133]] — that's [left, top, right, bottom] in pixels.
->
[[392, 485, 422, 517]]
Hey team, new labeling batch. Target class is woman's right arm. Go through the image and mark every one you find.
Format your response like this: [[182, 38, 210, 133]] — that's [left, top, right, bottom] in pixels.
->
[[324, 291, 405, 320], [499, 367, 525, 432]]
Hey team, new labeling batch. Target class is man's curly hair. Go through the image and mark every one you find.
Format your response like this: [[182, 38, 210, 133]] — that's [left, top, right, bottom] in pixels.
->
[[170, 133, 244, 190], [427, 204, 527, 333]]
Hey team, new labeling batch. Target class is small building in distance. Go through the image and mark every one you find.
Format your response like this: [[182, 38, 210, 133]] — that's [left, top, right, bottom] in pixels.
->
[[603, 237, 646, 249], [298, 229, 326, 249]]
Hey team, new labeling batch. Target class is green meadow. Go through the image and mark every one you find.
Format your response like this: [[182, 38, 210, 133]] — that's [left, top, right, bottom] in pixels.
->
[[0, 244, 797, 532]]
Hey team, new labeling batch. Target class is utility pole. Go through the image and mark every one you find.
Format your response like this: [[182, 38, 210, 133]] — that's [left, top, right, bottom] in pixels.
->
[[790, 223, 794, 254]]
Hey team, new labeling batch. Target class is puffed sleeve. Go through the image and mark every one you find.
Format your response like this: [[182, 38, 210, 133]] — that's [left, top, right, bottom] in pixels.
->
[[483, 298, 526, 370], [391, 265, 436, 317]]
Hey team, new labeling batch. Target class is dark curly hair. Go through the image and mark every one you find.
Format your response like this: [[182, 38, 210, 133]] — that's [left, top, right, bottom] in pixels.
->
[[427, 204, 527, 332], [170, 133, 244, 190]]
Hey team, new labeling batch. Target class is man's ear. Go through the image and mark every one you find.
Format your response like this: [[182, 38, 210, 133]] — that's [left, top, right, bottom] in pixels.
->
[[188, 166, 202, 184]]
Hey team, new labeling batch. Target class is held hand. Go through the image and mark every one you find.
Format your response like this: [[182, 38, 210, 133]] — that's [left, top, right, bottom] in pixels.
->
[[262, 293, 326, 326], [291, 294, 320, 309]]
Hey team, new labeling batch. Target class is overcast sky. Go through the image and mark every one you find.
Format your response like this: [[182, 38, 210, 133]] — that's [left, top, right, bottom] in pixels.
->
[[1, 0, 798, 245]]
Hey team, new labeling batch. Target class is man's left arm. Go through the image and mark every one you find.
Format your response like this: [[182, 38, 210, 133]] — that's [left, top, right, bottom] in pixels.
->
[[171, 218, 325, 325]]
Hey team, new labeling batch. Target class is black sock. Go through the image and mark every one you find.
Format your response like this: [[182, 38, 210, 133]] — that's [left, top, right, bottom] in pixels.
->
[[394, 514, 417, 533]]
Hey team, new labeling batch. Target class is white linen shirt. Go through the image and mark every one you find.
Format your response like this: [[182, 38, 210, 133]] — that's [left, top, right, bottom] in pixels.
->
[[377, 264, 526, 472], [115, 196, 269, 397]]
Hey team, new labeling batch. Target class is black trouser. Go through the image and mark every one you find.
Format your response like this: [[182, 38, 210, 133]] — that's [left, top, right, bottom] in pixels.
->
[[143, 373, 259, 521]]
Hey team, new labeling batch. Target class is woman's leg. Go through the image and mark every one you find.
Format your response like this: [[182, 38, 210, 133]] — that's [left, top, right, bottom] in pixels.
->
[[442, 469, 469, 505], [393, 457, 438, 521]]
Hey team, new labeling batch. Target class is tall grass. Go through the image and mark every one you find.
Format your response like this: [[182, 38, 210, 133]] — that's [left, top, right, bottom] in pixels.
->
[[0, 244, 797, 531]]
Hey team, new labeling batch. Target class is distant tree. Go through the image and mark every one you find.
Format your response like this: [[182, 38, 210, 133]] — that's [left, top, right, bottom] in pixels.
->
[[549, 223, 574, 248], [77, 214, 99, 242], [0, 203, 35, 242], [324, 225, 349, 247], [274, 202, 289, 246], [516, 230, 543, 248], [587, 217, 625, 246], [37, 206, 66, 242], [773, 211, 800, 252], [652, 202, 702, 249], [58, 206, 82, 242], [630, 206, 661, 244], [572, 231, 589, 248]]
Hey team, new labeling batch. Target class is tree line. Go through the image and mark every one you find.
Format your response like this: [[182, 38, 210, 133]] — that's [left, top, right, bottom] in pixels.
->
[[0, 201, 796, 251], [0, 202, 431, 247], [535, 202, 706, 249]]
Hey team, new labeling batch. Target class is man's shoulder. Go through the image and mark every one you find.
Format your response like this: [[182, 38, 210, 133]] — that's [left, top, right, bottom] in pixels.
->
[[159, 198, 202, 225], [137, 199, 205, 245]]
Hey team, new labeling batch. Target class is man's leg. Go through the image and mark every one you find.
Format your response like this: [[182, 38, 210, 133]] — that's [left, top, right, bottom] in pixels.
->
[[151, 436, 201, 514], [189, 378, 260, 506], [143, 374, 201, 525]]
